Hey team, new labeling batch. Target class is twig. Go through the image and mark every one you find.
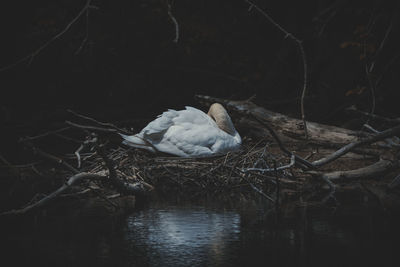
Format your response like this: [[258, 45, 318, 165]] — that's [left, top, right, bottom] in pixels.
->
[[67, 109, 132, 134], [345, 106, 400, 124], [23, 141, 79, 173], [321, 175, 336, 203], [389, 173, 400, 189], [313, 0, 343, 22], [0, 173, 105, 216], [241, 175, 275, 203], [19, 127, 71, 142], [0, 0, 95, 72], [312, 124, 400, 167], [364, 64, 376, 126], [370, 15, 394, 72], [66, 121, 119, 133], [274, 160, 280, 208], [75, 2, 92, 55], [74, 135, 98, 168], [167, 0, 179, 43], [251, 114, 314, 169], [88, 187, 119, 208], [242, 154, 295, 173], [245, 0, 308, 138]]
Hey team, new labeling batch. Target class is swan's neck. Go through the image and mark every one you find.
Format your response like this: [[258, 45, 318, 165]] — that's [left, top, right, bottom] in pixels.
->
[[207, 103, 237, 136]]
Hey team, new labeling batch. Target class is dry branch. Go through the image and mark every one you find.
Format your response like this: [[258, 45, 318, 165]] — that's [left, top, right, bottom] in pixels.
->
[[66, 121, 119, 133], [3, 134, 149, 216], [1, 173, 105, 216], [310, 159, 399, 181], [167, 0, 179, 43], [0, 0, 96, 72], [23, 141, 79, 173], [67, 109, 132, 135], [19, 127, 71, 142], [312, 124, 400, 167], [245, 0, 309, 138]]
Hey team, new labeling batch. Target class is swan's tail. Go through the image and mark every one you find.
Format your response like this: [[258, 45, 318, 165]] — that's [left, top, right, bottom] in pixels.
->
[[119, 134, 156, 153]]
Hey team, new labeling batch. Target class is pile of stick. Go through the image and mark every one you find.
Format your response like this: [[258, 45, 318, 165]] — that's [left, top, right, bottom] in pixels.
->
[[2, 95, 400, 217]]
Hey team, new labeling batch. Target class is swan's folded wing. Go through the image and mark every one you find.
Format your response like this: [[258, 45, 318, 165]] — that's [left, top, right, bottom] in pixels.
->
[[161, 123, 223, 156], [173, 106, 216, 126], [142, 107, 215, 140], [141, 109, 179, 141]]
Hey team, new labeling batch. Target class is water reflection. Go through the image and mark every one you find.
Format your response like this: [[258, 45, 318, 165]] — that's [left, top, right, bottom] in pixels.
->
[[123, 206, 241, 266], [3, 201, 400, 267], [118, 203, 400, 267]]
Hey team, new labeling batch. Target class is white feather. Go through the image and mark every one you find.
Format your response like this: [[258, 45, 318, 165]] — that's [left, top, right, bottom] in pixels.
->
[[120, 105, 241, 157]]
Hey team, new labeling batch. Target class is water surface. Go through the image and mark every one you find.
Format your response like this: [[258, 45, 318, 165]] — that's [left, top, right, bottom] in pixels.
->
[[4, 201, 400, 267]]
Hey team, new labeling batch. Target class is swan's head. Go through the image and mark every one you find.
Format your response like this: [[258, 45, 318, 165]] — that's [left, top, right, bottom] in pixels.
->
[[207, 103, 237, 136]]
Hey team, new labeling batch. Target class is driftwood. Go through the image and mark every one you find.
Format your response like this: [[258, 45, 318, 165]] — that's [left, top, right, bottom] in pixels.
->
[[196, 95, 365, 145]]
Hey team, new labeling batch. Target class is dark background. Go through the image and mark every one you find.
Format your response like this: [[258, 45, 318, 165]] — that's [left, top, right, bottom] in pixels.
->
[[1, 0, 400, 155]]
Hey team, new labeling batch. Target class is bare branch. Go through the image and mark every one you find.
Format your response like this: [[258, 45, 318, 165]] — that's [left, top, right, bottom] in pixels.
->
[[250, 114, 315, 169], [0, 0, 94, 72], [66, 120, 119, 133], [67, 109, 132, 134], [345, 106, 400, 124], [245, 0, 309, 138], [242, 154, 295, 173], [312, 124, 400, 167], [1, 172, 105, 216], [19, 127, 71, 142], [23, 141, 79, 174], [309, 159, 398, 181], [241, 175, 275, 203], [167, 0, 179, 43]]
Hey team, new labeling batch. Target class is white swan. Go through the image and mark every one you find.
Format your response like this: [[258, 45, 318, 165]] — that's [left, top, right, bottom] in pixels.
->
[[120, 103, 241, 157]]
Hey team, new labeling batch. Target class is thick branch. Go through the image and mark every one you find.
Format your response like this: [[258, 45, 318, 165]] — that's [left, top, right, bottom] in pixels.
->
[[310, 159, 399, 181]]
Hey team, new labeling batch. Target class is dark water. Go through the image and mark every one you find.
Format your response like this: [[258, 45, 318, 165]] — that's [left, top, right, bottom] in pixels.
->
[[4, 201, 400, 267]]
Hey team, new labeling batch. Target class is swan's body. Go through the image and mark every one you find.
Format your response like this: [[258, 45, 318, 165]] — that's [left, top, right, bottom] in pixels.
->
[[120, 103, 241, 157]]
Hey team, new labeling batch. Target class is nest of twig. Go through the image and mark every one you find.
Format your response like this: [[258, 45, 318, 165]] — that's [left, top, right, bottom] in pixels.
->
[[75, 137, 308, 205]]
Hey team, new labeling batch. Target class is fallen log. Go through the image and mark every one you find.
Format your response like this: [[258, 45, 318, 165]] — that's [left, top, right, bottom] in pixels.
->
[[196, 95, 365, 145]]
